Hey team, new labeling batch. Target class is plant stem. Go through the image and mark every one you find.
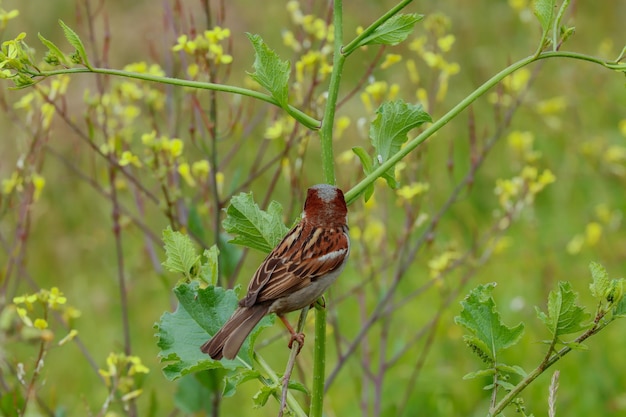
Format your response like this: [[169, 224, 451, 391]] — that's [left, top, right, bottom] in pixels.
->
[[254, 354, 307, 417], [489, 317, 613, 416], [343, 50, 620, 205], [318, 0, 345, 186], [310, 303, 327, 417], [36, 67, 320, 129]]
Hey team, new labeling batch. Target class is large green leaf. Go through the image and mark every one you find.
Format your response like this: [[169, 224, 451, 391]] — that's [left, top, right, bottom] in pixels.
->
[[535, 281, 591, 337], [222, 192, 290, 253], [246, 33, 290, 106], [455, 283, 525, 363], [368, 100, 432, 188], [162, 226, 201, 278], [155, 282, 273, 380]]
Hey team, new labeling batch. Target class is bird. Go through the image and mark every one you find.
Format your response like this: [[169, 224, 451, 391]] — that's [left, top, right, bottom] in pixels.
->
[[201, 184, 350, 360]]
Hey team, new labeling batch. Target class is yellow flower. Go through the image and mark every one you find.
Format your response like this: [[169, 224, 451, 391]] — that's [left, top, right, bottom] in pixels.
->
[[192, 160, 210, 178], [34, 318, 48, 330], [2, 171, 22, 194], [585, 222, 602, 246], [535, 96, 567, 115], [178, 163, 196, 187], [141, 131, 157, 146], [619, 119, 626, 137], [566, 234, 584, 255], [503, 68, 530, 92], [362, 219, 385, 247], [437, 34, 455, 52], [172, 35, 197, 54], [282, 30, 301, 52], [604, 145, 626, 163], [119, 151, 142, 168], [406, 59, 419, 84], [381, 53, 402, 69], [396, 182, 430, 201], [335, 116, 351, 139]]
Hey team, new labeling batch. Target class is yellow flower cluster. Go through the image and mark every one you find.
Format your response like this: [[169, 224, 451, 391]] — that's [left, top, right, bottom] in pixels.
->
[[361, 81, 400, 113], [99, 353, 149, 403], [282, 1, 335, 104], [494, 130, 556, 213], [172, 26, 233, 66], [566, 204, 622, 255], [12, 287, 80, 343], [406, 13, 460, 105]]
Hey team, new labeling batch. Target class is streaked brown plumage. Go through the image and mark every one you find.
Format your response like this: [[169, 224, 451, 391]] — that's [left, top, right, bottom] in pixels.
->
[[201, 184, 350, 360]]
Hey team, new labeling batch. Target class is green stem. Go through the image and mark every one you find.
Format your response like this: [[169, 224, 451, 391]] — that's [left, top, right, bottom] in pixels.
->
[[318, 0, 346, 185], [344, 50, 621, 205], [489, 318, 612, 416], [35, 67, 320, 129], [342, 0, 414, 57], [254, 354, 307, 417], [310, 1, 348, 416], [309, 304, 327, 417]]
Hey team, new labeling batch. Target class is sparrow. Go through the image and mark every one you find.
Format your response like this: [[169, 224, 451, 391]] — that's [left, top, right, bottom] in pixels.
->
[[201, 184, 350, 360]]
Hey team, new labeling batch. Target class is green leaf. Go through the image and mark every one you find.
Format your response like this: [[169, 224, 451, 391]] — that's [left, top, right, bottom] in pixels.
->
[[155, 282, 273, 380], [535, 281, 590, 337], [199, 245, 219, 285], [58, 20, 91, 68], [162, 226, 201, 277], [222, 192, 290, 253], [369, 100, 432, 188], [351, 146, 375, 201], [455, 283, 525, 363], [37, 33, 69, 65], [246, 33, 290, 106], [174, 374, 216, 414], [614, 284, 626, 317], [253, 384, 277, 408], [223, 369, 261, 398], [532, 0, 556, 33], [357, 14, 424, 47], [497, 363, 527, 378], [462, 368, 496, 380], [589, 261, 610, 300]]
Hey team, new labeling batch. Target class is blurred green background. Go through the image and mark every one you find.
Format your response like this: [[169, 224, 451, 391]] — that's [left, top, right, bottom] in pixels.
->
[[1, 0, 625, 416]]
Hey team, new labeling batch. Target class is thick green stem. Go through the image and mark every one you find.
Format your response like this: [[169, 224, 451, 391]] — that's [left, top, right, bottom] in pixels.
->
[[344, 50, 622, 205], [318, 0, 346, 186], [309, 1, 347, 416], [35, 67, 320, 129], [309, 304, 327, 417]]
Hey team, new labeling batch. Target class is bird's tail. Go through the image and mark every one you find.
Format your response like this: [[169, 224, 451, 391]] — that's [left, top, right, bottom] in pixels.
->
[[201, 305, 269, 360]]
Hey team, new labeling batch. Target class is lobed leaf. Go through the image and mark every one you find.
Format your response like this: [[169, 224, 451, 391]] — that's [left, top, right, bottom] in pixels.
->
[[246, 33, 290, 106], [199, 245, 220, 286], [532, 0, 556, 33], [162, 226, 201, 277], [37, 33, 69, 65], [455, 283, 525, 363], [58, 20, 91, 68], [222, 192, 290, 253], [155, 282, 273, 380], [356, 14, 424, 48], [589, 261, 610, 301], [369, 100, 432, 188], [535, 281, 590, 337]]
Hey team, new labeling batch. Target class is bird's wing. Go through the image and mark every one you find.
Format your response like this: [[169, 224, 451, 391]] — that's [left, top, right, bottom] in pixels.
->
[[240, 224, 349, 306]]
